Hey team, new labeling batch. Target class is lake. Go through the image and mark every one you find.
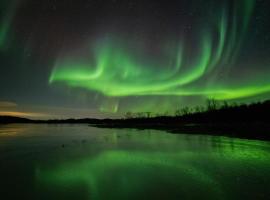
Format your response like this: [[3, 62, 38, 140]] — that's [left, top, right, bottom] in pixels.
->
[[0, 124, 270, 200]]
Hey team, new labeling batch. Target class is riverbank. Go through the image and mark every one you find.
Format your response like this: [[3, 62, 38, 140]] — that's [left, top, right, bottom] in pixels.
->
[[90, 122, 270, 141], [1, 100, 270, 141]]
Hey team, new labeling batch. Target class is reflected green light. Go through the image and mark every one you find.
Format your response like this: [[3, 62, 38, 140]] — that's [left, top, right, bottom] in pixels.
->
[[36, 150, 224, 199], [36, 134, 270, 200]]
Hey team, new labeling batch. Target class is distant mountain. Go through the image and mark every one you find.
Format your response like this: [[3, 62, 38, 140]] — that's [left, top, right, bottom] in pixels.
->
[[0, 116, 31, 124], [1, 100, 270, 140], [90, 100, 270, 140], [0, 116, 110, 124], [1, 100, 270, 125]]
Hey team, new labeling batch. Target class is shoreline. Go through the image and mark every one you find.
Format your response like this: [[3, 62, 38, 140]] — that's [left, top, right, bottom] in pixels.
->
[[1, 120, 270, 141], [90, 122, 270, 141]]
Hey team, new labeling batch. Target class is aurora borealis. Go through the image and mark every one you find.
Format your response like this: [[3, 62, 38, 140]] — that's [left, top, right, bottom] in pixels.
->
[[49, 1, 255, 99], [1, 0, 270, 118]]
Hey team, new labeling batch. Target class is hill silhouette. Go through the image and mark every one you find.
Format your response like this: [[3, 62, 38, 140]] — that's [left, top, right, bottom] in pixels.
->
[[0, 116, 31, 123], [91, 100, 270, 140], [1, 100, 270, 140]]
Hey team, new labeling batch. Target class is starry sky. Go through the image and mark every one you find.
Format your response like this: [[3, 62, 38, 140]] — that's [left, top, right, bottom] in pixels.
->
[[1, 0, 270, 119]]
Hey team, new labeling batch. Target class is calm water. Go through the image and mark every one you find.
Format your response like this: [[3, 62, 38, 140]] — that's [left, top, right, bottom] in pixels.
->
[[0, 124, 270, 200]]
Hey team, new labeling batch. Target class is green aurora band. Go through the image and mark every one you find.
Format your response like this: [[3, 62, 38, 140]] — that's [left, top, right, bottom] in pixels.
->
[[48, 0, 270, 112], [0, 0, 18, 50]]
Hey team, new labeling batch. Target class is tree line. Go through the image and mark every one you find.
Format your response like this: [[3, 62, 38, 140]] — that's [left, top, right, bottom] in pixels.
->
[[124, 99, 251, 119]]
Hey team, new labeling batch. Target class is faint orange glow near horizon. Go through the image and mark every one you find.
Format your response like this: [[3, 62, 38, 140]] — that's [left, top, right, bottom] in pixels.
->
[[0, 111, 48, 118]]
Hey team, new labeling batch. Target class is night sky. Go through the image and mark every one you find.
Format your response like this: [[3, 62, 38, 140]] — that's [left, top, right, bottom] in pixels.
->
[[1, 0, 270, 119]]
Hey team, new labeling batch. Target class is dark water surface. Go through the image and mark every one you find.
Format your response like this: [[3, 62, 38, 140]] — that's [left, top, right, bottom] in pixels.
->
[[0, 124, 270, 200]]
